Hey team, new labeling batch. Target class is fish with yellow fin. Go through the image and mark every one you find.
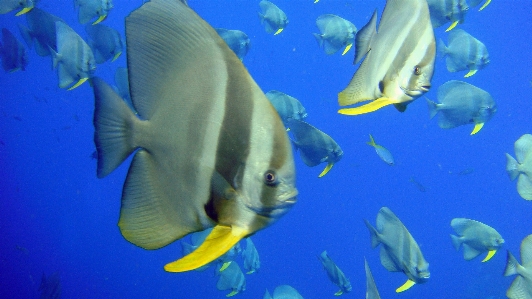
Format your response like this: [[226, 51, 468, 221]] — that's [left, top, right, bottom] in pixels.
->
[[313, 14, 357, 55], [0, 0, 36, 16], [258, 0, 288, 35], [450, 218, 504, 262], [85, 23, 123, 64], [427, 0, 469, 32], [74, 0, 113, 25]]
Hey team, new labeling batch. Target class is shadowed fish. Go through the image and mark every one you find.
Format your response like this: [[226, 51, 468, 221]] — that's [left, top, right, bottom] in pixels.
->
[[427, 0, 469, 32], [215, 28, 250, 61], [39, 272, 61, 299], [450, 218, 504, 262], [85, 23, 123, 64], [0, 28, 28, 72], [113, 67, 133, 109], [427, 80, 496, 135], [409, 177, 426, 192], [265, 90, 308, 129], [365, 259, 382, 299], [468, 0, 492, 11], [287, 119, 343, 177], [318, 251, 352, 295], [258, 0, 288, 35], [242, 238, 260, 274], [0, 0, 36, 16], [216, 261, 246, 297], [338, 0, 435, 115], [313, 14, 357, 55], [92, 0, 297, 273], [264, 285, 304, 299], [504, 234, 532, 299], [364, 207, 430, 293], [438, 29, 489, 77], [506, 134, 532, 200], [75, 0, 113, 25], [367, 134, 394, 166], [18, 8, 65, 57]]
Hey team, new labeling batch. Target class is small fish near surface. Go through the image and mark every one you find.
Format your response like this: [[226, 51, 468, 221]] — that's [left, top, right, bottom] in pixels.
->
[[92, 0, 297, 273], [215, 28, 250, 61], [85, 23, 123, 64], [364, 259, 382, 299], [287, 118, 343, 177], [18, 8, 65, 57], [265, 90, 308, 129], [216, 261, 246, 297], [506, 134, 532, 200], [364, 207, 430, 293], [504, 234, 532, 299], [427, 0, 469, 32], [0, 28, 28, 72], [438, 29, 489, 77], [264, 285, 304, 299], [258, 0, 288, 35], [242, 238, 260, 274], [313, 14, 357, 55], [450, 218, 504, 262], [427, 80, 496, 135], [0, 0, 36, 16], [318, 250, 352, 296], [367, 134, 394, 166], [74, 0, 113, 25], [338, 0, 435, 116]]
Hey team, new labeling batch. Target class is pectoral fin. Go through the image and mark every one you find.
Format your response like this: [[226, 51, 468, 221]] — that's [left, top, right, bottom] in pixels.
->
[[464, 69, 477, 78], [15, 6, 33, 16], [479, 0, 491, 10], [341, 43, 352, 55], [219, 261, 232, 271], [226, 290, 238, 297], [470, 122, 484, 135], [338, 98, 399, 116], [334, 290, 343, 296], [318, 162, 334, 178], [274, 28, 283, 35], [481, 249, 497, 262], [92, 15, 108, 25], [68, 77, 89, 90], [396, 279, 416, 293], [445, 21, 459, 32], [164, 225, 248, 272]]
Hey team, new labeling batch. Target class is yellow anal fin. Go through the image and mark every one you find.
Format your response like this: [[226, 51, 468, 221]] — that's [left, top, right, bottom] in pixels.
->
[[112, 51, 122, 62], [396, 279, 416, 293], [341, 43, 353, 55], [464, 69, 477, 78], [68, 77, 89, 90], [226, 290, 239, 297], [274, 28, 284, 35], [246, 270, 255, 274], [479, 0, 491, 10], [219, 261, 231, 272], [334, 290, 343, 296], [164, 225, 247, 272], [470, 122, 484, 135], [314, 0, 319, 3], [15, 6, 33, 16], [338, 98, 399, 116], [445, 21, 459, 32], [92, 14, 107, 25], [318, 162, 334, 178], [481, 249, 497, 262]]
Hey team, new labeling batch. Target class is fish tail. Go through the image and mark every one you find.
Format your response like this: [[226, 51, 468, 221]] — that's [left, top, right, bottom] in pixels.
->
[[366, 134, 376, 147], [436, 38, 448, 59], [505, 153, 520, 181], [450, 234, 462, 251], [257, 12, 265, 24], [312, 33, 324, 49], [92, 77, 139, 178], [426, 97, 439, 119], [17, 23, 33, 49], [503, 250, 519, 276], [364, 219, 380, 248]]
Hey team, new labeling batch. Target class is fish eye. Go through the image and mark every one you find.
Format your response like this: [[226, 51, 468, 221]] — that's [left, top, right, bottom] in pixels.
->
[[413, 65, 421, 75], [264, 171, 278, 186]]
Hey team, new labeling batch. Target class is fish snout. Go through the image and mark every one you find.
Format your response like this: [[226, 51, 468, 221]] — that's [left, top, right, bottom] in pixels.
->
[[420, 85, 431, 92]]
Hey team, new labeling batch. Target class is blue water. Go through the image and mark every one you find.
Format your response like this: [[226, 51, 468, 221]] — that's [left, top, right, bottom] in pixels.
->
[[1, 0, 531, 298]]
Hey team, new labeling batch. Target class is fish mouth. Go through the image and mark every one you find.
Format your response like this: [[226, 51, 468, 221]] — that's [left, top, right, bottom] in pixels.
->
[[400, 85, 430, 97], [247, 190, 298, 219]]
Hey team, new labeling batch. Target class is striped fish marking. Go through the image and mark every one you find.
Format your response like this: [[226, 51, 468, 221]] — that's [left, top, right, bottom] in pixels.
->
[[92, 0, 297, 273], [338, 0, 436, 116]]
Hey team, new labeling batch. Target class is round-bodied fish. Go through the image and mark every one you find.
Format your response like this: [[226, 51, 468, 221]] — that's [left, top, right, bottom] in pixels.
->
[[506, 134, 532, 200], [258, 0, 288, 35], [437, 29, 489, 78], [313, 14, 357, 55]]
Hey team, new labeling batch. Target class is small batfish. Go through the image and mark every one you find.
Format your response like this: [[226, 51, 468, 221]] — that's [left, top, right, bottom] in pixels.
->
[[264, 285, 304, 299], [258, 0, 288, 35], [265, 90, 308, 129], [242, 238, 260, 274], [338, 0, 435, 115], [85, 23, 123, 64], [318, 251, 352, 295], [18, 8, 65, 56], [74, 0, 113, 25], [0, 28, 28, 72], [504, 234, 532, 299], [365, 259, 382, 299], [113, 67, 132, 108], [468, 0, 492, 11], [39, 272, 61, 299], [367, 134, 394, 166], [215, 28, 250, 61], [450, 218, 504, 262], [0, 0, 36, 16], [364, 207, 430, 293], [437, 29, 489, 77], [287, 119, 343, 177], [427, 80, 496, 135], [506, 134, 532, 200], [313, 14, 357, 55], [92, 0, 297, 273], [427, 0, 469, 32], [51, 22, 96, 90], [216, 262, 246, 297]]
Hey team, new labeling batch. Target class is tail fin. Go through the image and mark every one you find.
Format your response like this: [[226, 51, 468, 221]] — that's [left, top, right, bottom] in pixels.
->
[[366, 134, 376, 147], [504, 250, 519, 276], [426, 98, 439, 119], [364, 219, 381, 248], [450, 234, 462, 251], [17, 23, 33, 49], [505, 153, 520, 181], [436, 38, 448, 59], [312, 33, 324, 49]]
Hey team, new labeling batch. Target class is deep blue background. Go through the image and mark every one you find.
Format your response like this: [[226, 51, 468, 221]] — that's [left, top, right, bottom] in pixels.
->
[[1, 0, 531, 298]]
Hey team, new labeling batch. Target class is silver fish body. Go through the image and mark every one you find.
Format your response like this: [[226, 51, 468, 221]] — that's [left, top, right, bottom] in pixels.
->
[[264, 285, 304, 299], [313, 14, 357, 55], [242, 238, 260, 274], [450, 218, 504, 261], [0, 28, 28, 72], [75, 0, 113, 25], [85, 23, 123, 64], [258, 0, 288, 35], [506, 134, 532, 200], [318, 251, 352, 295], [18, 8, 65, 57], [364, 259, 382, 299], [438, 29, 489, 77], [265, 90, 308, 128], [427, 0, 469, 31], [215, 28, 250, 61], [216, 262, 246, 297], [504, 234, 532, 299], [0, 0, 36, 16]]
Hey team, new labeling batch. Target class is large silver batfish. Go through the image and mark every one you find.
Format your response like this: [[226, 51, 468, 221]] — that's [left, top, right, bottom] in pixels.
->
[[92, 0, 297, 272], [338, 0, 435, 115]]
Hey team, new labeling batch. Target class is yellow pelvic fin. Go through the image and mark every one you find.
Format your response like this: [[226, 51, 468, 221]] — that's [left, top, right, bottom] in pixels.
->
[[479, 0, 491, 10], [396, 279, 416, 293], [68, 77, 89, 90], [470, 122, 484, 135], [274, 28, 284, 35], [226, 290, 239, 297], [481, 249, 497, 262], [314, 0, 319, 3], [15, 6, 33, 16], [164, 225, 248, 272], [445, 21, 459, 32], [334, 290, 343, 296], [219, 261, 232, 272], [246, 270, 255, 274], [92, 14, 107, 25], [318, 162, 334, 178], [112, 51, 122, 62], [464, 69, 478, 78], [341, 43, 353, 55], [338, 98, 400, 116]]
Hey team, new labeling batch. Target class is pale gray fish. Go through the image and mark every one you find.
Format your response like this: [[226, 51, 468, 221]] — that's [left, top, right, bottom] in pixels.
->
[[506, 134, 532, 200], [0, 28, 28, 72], [468, 0, 492, 11], [51, 22, 96, 90], [113, 67, 132, 108], [0, 0, 36, 15], [258, 0, 288, 35], [74, 0, 113, 25], [18, 7, 65, 56], [338, 0, 435, 116], [367, 134, 394, 166], [216, 261, 246, 297], [265, 90, 308, 129], [426, 80, 496, 135], [91, 0, 297, 272], [364, 207, 430, 292], [427, 0, 469, 31], [318, 251, 352, 295], [85, 23, 123, 64], [364, 259, 382, 299], [437, 29, 489, 77], [264, 285, 304, 299], [504, 234, 532, 299], [215, 28, 250, 61], [313, 14, 357, 55], [242, 238, 260, 274], [287, 119, 343, 177], [409, 177, 426, 192], [450, 218, 504, 262]]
